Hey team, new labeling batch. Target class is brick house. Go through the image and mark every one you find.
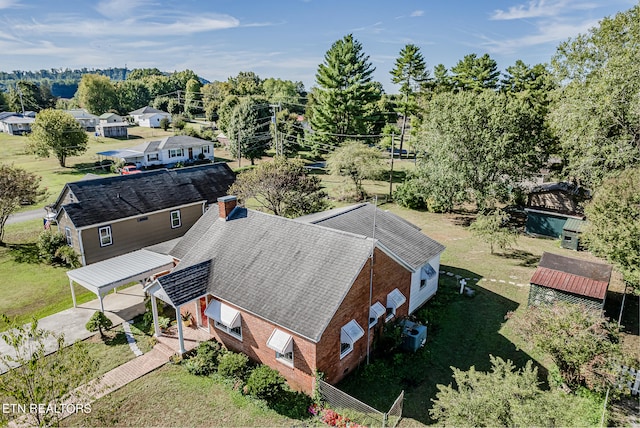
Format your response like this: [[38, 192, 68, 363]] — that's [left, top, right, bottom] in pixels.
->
[[49, 163, 235, 265], [146, 196, 445, 393]]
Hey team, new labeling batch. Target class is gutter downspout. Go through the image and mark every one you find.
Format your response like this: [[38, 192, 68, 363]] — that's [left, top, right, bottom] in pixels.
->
[[77, 229, 86, 266]]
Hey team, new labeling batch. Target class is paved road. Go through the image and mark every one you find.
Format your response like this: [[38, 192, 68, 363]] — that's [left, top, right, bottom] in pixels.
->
[[6, 208, 44, 225]]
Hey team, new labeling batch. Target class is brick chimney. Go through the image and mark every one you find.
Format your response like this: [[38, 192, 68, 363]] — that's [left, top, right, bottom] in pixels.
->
[[217, 195, 237, 220]]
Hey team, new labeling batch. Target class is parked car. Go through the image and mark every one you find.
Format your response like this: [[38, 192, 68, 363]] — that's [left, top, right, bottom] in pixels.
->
[[120, 165, 142, 175]]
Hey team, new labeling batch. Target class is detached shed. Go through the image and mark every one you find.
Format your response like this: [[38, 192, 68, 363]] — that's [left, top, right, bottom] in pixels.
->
[[561, 218, 588, 251], [528, 252, 612, 311]]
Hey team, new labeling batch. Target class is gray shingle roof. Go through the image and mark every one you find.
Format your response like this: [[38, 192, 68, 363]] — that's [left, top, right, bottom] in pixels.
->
[[168, 206, 374, 342], [297, 203, 445, 271], [157, 260, 211, 306], [129, 106, 164, 115], [59, 163, 235, 228]]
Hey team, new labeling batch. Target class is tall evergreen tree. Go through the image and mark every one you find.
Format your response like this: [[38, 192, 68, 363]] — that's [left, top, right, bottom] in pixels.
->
[[450, 53, 500, 92], [391, 44, 429, 157], [227, 98, 271, 165], [308, 34, 382, 149]]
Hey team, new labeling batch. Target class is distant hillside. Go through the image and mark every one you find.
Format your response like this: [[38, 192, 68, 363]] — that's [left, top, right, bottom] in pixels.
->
[[0, 67, 129, 97], [0, 68, 210, 98]]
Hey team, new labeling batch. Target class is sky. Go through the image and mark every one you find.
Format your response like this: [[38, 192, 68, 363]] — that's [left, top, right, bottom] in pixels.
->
[[0, 0, 636, 92]]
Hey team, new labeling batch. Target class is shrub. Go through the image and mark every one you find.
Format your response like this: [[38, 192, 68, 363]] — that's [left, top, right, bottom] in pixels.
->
[[159, 117, 170, 131], [185, 340, 224, 376], [85, 311, 113, 338], [217, 352, 249, 380], [54, 245, 80, 268], [37, 231, 67, 264], [172, 116, 186, 130], [245, 365, 286, 402], [394, 180, 428, 209]]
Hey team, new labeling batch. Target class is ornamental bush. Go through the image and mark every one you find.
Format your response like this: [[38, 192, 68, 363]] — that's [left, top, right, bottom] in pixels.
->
[[185, 340, 223, 376], [37, 231, 67, 264], [217, 351, 249, 380], [245, 364, 286, 402]]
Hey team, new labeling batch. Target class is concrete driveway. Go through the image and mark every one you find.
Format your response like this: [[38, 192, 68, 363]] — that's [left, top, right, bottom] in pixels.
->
[[0, 284, 146, 373]]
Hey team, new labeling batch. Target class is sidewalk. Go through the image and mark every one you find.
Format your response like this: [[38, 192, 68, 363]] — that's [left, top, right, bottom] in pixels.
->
[[0, 284, 146, 374]]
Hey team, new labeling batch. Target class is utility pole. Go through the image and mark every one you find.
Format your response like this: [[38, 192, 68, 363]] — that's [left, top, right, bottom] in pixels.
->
[[237, 129, 242, 168], [389, 133, 395, 199], [270, 103, 280, 155]]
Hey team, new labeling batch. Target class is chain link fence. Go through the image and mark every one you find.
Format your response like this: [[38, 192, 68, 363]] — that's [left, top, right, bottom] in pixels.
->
[[317, 380, 404, 427]]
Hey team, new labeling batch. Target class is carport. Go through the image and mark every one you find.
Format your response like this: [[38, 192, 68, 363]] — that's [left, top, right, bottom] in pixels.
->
[[67, 249, 175, 312]]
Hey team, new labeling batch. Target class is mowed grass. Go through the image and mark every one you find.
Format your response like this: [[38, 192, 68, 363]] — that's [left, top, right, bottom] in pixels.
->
[[0, 219, 95, 331], [1, 127, 174, 209], [60, 365, 299, 427]]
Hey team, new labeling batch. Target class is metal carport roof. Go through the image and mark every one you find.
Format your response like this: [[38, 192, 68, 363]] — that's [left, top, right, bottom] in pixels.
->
[[67, 249, 175, 311]]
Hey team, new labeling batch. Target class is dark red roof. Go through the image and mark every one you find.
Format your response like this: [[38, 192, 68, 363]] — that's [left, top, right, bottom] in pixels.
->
[[530, 252, 612, 300]]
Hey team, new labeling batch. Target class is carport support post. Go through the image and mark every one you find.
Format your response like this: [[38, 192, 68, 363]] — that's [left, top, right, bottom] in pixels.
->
[[99, 294, 105, 313], [69, 279, 77, 308], [151, 296, 160, 337], [175, 305, 186, 354]]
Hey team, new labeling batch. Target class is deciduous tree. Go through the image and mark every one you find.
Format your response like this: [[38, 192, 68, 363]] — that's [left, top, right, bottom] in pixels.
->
[[229, 156, 328, 217], [326, 141, 385, 200], [0, 164, 45, 244], [550, 4, 640, 187], [116, 79, 151, 114], [0, 315, 96, 427], [76, 74, 118, 114], [85, 311, 113, 339], [469, 209, 518, 254], [430, 355, 598, 427], [583, 168, 640, 292], [28, 109, 88, 167], [308, 34, 383, 148], [509, 302, 621, 391]]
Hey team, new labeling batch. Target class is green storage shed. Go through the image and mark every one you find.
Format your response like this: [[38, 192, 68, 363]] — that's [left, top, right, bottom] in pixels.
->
[[561, 218, 588, 251]]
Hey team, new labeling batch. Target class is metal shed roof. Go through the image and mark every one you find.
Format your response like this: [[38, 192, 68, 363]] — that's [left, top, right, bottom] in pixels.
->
[[67, 249, 175, 296], [563, 218, 588, 233]]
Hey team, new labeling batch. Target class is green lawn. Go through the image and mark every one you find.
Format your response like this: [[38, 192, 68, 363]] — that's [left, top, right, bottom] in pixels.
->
[[60, 365, 301, 427], [1, 126, 174, 209]]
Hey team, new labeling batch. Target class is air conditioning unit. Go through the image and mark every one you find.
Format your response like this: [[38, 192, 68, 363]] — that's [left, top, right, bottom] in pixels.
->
[[400, 319, 427, 352]]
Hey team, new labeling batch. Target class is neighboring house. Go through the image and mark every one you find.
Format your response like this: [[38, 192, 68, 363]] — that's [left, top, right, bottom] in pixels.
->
[[0, 115, 34, 135], [297, 203, 446, 313], [216, 132, 230, 147], [97, 135, 215, 168], [96, 122, 128, 138], [129, 106, 171, 127], [64, 109, 99, 131], [49, 163, 235, 265], [145, 197, 445, 394], [525, 182, 590, 238], [528, 252, 612, 311], [99, 112, 123, 123], [139, 112, 172, 128]]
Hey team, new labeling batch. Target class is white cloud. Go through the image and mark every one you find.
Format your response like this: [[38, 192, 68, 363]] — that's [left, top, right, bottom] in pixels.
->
[[0, 0, 20, 10], [480, 18, 600, 54], [10, 13, 239, 37], [95, 0, 152, 19], [410, 10, 424, 17], [491, 0, 597, 20]]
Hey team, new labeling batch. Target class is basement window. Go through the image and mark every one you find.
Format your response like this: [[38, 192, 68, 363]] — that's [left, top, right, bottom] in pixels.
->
[[386, 288, 406, 321]]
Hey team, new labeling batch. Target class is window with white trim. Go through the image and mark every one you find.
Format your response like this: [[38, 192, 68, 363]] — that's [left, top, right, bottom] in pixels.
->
[[340, 320, 364, 359], [99, 226, 112, 247], [420, 264, 437, 289], [369, 302, 386, 328], [168, 148, 184, 158], [65, 227, 73, 246], [267, 328, 294, 367], [386, 288, 406, 321], [170, 210, 181, 228], [202, 145, 211, 154], [147, 153, 159, 161], [204, 300, 242, 341]]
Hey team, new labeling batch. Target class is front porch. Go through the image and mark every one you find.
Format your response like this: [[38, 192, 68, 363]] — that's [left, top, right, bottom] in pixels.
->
[[155, 324, 211, 355]]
